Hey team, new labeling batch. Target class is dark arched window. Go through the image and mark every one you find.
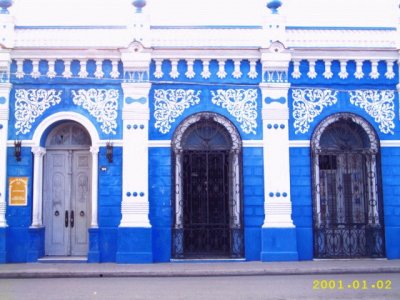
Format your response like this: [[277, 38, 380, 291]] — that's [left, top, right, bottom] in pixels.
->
[[311, 113, 385, 258], [172, 112, 243, 259]]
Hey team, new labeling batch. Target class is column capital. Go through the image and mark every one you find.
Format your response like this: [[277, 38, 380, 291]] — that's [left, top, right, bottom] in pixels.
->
[[121, 82, 152, 97], [90, 146, 99, 154], [31, 146, 46, 157]]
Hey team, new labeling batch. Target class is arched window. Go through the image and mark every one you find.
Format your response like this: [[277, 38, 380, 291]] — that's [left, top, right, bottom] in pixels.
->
[[172, 112, 243, 259], [311, 113, 385, 258]]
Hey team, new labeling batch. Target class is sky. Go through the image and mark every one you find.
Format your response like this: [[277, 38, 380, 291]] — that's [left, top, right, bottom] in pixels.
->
[[9, 0, 398, 27]]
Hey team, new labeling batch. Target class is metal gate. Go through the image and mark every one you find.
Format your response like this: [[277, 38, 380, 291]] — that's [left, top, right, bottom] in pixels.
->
[[312, 114, 385, 258], [172, 112, 243, 259], [182, 150, 230, 256]]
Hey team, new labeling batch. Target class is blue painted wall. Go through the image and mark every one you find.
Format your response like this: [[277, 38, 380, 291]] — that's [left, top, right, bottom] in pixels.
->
[[381, 147, 400, 259], [6, 146, 34, 262], [242, 147, 264, 260], [149, 147, 172, 262], [98, 146, 122, 262], [290, 147, 313, 260]]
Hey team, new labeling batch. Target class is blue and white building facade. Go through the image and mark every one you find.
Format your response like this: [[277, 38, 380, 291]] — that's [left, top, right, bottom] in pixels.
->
[[0, 0, 400, 263]]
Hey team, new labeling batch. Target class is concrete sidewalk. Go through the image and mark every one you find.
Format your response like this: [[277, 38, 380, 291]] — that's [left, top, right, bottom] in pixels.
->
[[0, 259, 399, 278]]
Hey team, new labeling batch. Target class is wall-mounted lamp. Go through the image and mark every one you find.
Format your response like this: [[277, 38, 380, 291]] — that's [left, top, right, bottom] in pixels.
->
[[14, 140, 22, 162], [106, 141, 113, 163]]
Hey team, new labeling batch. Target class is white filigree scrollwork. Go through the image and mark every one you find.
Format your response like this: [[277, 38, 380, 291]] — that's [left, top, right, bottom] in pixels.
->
[[292, 89, 338, 134], [211, 89, 258, 134], [154, 89, 201, 134], [72, 89, 119, 134], [349, 90, 395, 134], [15, 89, 62, 135]]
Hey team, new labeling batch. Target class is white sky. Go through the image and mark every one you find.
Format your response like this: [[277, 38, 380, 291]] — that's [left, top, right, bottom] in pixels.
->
[[10, 0, 398, 27]]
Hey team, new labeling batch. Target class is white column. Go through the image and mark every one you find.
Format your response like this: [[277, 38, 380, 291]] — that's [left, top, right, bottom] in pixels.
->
[[261, 100, 294, 228], [90, 146, 99, 228], [0, 82, 11, 228], [30, 147, 46, 227], [120, 82, 151, 227], [260, 46, 295, 228]]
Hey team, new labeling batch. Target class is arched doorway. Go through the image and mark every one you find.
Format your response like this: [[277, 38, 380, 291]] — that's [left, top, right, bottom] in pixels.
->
[[311, 113, 385, 258], [43, 121, 92, 256], [172, 112, 243, 259]]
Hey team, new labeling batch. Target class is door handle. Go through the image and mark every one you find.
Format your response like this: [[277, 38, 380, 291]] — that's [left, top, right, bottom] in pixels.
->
[[70, 210, 74, 228], [65, 211, 69, 228]]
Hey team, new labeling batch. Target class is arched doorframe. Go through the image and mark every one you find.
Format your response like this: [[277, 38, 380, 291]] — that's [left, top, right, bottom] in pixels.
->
[[311, 112, 379, 153], [171, 112, 243, 258], [30, 112, 100, 229], [311, 112, 385, 258]]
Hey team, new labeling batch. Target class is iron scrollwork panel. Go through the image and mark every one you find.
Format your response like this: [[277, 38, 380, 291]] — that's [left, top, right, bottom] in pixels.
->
[[312, 114, 385, 259], [182, 151, 231, 256], [313, 151, 385, 258], [172, 112, 244, 259]]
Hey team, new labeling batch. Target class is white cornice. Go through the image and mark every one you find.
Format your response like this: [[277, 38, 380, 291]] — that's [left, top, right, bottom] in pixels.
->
[[14, 27, 131, 49], [148, 140, 171, 147], [243, 140, 263, 147], [289, 140, 310, 148], [11, 49, 122, 60], [380, 140, 400, 147], [7, 26, 399, 55], [286, 28, 396, 49]]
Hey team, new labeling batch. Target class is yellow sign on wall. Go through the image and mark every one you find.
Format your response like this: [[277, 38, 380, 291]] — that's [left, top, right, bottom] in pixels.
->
[[9, 177, 28, 206]]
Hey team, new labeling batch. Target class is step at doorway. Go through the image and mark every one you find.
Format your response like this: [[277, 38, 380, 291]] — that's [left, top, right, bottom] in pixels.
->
[[38, 256, 87, 263]]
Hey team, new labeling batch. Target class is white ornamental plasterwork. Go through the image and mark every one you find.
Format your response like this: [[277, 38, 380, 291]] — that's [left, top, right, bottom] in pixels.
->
[[292, 89, 338, 134], [154, 89, 201, 134], [15, 89, 62, 135], [349, 90, 395, 134], [211, 89, 258, 134], [72, 89, 119, 134]]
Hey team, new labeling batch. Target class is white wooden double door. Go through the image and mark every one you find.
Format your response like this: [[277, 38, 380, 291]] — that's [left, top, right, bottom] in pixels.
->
[[44, 150, 91, 256]]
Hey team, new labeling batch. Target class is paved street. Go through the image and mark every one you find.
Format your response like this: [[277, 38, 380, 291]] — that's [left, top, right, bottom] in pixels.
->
[[0, 273, 399, 300]]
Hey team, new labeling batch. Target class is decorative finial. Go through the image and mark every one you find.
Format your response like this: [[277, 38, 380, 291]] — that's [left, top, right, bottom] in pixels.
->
[[0, 0, 13, 14], [267, 0, 282, 14], [132, 0, 147, 13]]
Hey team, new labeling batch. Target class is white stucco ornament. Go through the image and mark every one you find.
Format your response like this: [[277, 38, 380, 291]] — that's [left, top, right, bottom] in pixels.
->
[[15, 89, 62, 135], [211, 89, 258, 134], [349, 90, 395, 134], [292, 88, 338, 134], [72, 89, 119, 135], [154, 89, 201, 134]]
